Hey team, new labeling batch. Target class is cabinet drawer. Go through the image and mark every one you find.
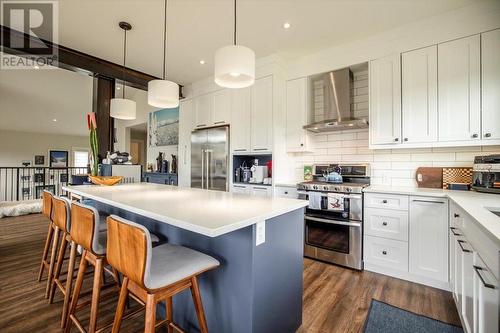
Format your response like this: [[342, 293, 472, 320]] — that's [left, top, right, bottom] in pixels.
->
[[364, 235, 409, 272], [364, 193, 409, 211], [364, 208, 408, 241], [274, 186, 298, 199]]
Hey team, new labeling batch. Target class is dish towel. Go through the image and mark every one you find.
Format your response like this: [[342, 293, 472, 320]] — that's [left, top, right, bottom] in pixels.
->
[[308, 192, 322, 210], [327, 193, 344, 211]]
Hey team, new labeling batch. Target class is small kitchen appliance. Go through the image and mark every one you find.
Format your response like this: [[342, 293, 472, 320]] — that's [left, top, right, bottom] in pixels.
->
[[297, 164, 370, 270], [250, 165, 268, 184], [472, 154, 500, 194]]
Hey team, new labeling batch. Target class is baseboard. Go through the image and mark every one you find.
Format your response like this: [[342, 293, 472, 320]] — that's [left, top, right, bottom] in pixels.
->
[[364, 262, 451, 291]]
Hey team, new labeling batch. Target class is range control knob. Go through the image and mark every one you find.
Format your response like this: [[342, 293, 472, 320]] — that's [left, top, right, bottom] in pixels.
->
[[334, 187, 340, 192], [345, 187, 352, 192], [323, 186, 329, 191], [313, 185, 318, 190]]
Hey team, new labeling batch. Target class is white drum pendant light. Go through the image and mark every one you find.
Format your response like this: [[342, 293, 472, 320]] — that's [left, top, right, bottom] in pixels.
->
[[110, 21, 137, 120], [214, 0, 255, 88], [148, 0, 179, 108]]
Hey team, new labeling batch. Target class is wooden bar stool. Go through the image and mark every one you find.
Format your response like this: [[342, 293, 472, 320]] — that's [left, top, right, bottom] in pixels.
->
[[106, 215, 220, 333], [64, 202, 121, 333], [37, 190, 55, 282]]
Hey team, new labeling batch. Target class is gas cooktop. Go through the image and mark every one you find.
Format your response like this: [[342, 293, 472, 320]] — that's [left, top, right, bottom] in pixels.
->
[[297, 163, 371, 194], [297, 181, 369, 194]]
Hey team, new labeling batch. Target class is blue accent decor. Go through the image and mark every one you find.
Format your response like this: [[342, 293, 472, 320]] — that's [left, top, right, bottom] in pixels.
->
[[363, 300, 463, 333]]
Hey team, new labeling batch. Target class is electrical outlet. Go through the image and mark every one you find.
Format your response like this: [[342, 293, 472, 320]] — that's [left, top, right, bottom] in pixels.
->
[[256, 221, 265, 246]]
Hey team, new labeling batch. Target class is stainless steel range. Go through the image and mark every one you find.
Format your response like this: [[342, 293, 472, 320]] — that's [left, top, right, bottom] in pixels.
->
[[297, 164, 370, 270]]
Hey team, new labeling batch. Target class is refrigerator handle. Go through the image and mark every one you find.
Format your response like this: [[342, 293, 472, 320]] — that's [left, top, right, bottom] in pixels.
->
[[206, 150, 211, 189], [201, 149, 205, 189]]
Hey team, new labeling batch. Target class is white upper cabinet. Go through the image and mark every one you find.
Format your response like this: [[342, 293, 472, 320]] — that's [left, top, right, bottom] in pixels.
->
[[286, 77, 310, 152], [212, 89, 231, 125], [438, 35, 481, 142], [401, 46, 438, 144], [369, 54, 402, 146], [194, 93, 213, 128], [251, 76, 273, 152], [481, 29, 500, 141], [230, 87, 252, 152], [178, 99, 194, 187]]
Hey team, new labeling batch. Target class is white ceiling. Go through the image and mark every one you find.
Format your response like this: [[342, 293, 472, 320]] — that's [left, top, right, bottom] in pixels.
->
[[52, 0, 477, 85]]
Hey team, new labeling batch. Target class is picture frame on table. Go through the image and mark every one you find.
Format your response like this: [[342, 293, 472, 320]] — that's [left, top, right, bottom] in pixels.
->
[[49, 150, 69, 168]]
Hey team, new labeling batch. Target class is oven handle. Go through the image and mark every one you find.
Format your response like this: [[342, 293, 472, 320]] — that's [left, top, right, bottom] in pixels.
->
[[305, 215, 361, 228]]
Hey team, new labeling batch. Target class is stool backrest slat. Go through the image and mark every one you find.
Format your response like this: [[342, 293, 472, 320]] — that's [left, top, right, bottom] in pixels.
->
[[52, 196, 71, 232], [42, 190, 54, 220], [71, 203, 96, 253]]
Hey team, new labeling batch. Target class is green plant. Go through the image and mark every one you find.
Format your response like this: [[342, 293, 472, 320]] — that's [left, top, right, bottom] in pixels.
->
[[87, 112, 99, 176]]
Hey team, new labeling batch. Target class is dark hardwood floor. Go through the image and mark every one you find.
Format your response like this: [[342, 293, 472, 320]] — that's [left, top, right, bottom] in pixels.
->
[[0, 214, 461, 332]]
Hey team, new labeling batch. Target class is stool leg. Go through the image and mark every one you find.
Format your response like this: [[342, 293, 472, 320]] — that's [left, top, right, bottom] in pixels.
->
[[166, 297, 173, 333], [45, 227, 60, 298], [64, 250, 88, 333], [191, 277, 209, 333], [144, 293, 156, 333], [88, 257, 103, 333], [112, 277, 129, 333], [61, 241, 77, 328], [49, 234, 68, 303], [37, 223, 54, 282]]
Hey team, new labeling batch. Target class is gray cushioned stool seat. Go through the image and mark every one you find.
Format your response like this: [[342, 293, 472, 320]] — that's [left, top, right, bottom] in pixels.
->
[[145, 243, 220, 290]]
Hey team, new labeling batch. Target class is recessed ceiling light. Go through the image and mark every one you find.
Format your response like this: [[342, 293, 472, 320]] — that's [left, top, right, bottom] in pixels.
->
[[199, 60, 205, 65], [52, 118, 57, 122], [116, 86, 121, 90], [34, 65, 40, 69], [283, 22, 291, 29]]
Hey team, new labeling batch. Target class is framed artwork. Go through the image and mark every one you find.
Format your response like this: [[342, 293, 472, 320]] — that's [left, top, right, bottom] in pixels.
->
[[49, 150, 69, 168], [60, 173, 68, 183], [34, 173, 45, 183], [35, 185, 55, 199], [148, 107, 179, 147], [34, 155, 45, 166]]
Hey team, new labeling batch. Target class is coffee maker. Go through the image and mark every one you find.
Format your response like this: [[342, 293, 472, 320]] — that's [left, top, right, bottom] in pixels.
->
[[250, 165, 268, 184], [472, 154, 500, 194]]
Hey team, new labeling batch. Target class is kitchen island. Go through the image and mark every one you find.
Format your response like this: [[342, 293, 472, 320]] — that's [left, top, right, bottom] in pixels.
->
[[63, 183, 308, 333]]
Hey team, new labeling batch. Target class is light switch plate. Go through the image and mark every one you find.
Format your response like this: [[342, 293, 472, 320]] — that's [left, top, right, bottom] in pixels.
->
[[256, 221, 265, 246]]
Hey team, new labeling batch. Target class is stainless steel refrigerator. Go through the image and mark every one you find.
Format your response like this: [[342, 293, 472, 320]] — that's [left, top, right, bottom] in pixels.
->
[[191, 126, 229, 191]]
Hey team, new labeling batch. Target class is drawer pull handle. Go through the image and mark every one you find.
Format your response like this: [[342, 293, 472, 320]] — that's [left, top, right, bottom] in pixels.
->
[[457, 240, 472, 253], [382, 200, 388, 204], [382, 250, 387, 255], [484, 133, 491, 138], [454, 213, 460, 218], [382, 222, 388, 226], [449, 227, 461, 236], [214, 121, 225, 124], [412, 199, 444, 204], [284, 191, 288, 195], [473, 266, 496, 289]]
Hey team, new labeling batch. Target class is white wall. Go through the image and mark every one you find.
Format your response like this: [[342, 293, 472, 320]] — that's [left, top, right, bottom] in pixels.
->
[[114, 87, 178, 170], [0, 129, 88, 167]]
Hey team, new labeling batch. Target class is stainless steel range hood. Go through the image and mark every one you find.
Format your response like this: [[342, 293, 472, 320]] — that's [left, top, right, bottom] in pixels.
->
[[303, 68, 368, 133]]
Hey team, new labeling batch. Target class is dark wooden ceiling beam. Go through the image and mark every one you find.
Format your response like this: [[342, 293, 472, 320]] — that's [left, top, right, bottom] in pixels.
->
[[0, 25, 183, 96]]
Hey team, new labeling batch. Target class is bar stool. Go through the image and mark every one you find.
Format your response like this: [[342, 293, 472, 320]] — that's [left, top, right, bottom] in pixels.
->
[[37, 190, 55, 282], [64, 201, 121, 333], [106, 215, 220, 333]]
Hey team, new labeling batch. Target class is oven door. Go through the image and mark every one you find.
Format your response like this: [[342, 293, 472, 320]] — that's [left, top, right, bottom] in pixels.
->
[[304, 215, 362, 270]]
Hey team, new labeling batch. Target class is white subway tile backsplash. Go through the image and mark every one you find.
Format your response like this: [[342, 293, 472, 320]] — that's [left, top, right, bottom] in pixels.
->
[[411, 153, 455, 162], [341, 139, 369, 148], [327, 133, 357, 141]]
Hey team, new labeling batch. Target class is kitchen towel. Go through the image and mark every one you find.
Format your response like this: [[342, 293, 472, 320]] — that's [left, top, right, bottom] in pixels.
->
[[308, 192, 322, 210], [327, 193, 344, 211]]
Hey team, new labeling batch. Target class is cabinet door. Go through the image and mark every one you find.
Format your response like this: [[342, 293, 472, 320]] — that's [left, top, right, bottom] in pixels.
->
[[409, 197, 448, 282], [178, 99, 194, 187], [460, 239, 474, 333], [251, 186, 272, 198], [454, 234, 464, 313], [251, 76, 273, 152], [438, 35, 480, 142], [401, 46, 437, 143], [231, 87, 252, 152], [473, 254, 499, 333], [369, 54, 402, 145], [449, 228, 457, 301], [212, 89, 231, 126], [194, 93, 213, 128], [481, 29, 500, 140], [232, 184, 250, 195], [286, 78, 309, 152]]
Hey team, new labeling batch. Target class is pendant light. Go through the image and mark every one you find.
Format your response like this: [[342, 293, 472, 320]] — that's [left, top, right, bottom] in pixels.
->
[[110, 21, 137, 120], [148, 0, 179, 108], [214, 0, 255, 89]]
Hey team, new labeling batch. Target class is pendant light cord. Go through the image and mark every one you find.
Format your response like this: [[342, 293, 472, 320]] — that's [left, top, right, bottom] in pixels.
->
[[233, 0, 236, 45], [122, 28, 127, 98], [162, 0, 167, 79]]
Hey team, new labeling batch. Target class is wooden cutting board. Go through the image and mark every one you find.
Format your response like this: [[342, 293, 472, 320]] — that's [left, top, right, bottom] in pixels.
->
[[415, 167, 443, 188]]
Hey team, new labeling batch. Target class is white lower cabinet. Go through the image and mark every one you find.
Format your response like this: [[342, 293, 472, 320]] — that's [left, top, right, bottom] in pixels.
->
[[364, 235, 408, 272], [473, 254, 499, 333], [274, 186, 298, 199], [364, 207, 408, 241], [231, 184, 272, 197], [232, 184, 250, 195]]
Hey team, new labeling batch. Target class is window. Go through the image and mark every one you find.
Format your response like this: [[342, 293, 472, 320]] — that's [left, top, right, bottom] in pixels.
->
[[73, 150, 89, 168]]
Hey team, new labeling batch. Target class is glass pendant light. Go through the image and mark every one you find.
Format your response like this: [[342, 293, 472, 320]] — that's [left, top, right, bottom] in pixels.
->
[[148, 0, 179, 108], [214, 0, 255, 89], [110, 21, 137, 120]]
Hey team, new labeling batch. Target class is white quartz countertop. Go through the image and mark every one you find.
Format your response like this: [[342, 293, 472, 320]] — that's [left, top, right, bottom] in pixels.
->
[[364, 185, 500, 244], [63, 183, 308, 238]]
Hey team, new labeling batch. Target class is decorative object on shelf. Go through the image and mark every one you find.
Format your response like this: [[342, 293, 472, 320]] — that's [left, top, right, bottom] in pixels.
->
[[110, 21, 136, 120], [34, 155, 45, 166], [171, 154, 177, 174], [147, 163, 154, 172], [415, 167, 443, 189], [161, 160, 169, 173], [304, 165, 313, 181], [109, 151, 132, 164], [148, 0, 179, 108], [156, 152, 164, 172], [49, 150, 68, 168], [214, 0, 255, 88], [88, 175, 123, 186], [442, 167, 473, 189], [148, 107, 179, 146], [86, 112, 99, 176], [21, 160, 31, 167]]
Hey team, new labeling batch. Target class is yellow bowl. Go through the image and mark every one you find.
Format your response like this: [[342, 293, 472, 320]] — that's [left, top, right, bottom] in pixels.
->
[[88, 175, 123, 186]]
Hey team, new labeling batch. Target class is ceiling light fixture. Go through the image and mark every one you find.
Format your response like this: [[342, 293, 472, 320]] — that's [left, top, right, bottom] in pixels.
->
[[148, 0, 179, 108], [52, 119, 57, 122], [116, 86, 121, 90], [110, 22, 137, 120], [283, 22, 291, 29], [34, 65, 40, 69], [214, 0, 255, 89], [199, 60, 205, 65]]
